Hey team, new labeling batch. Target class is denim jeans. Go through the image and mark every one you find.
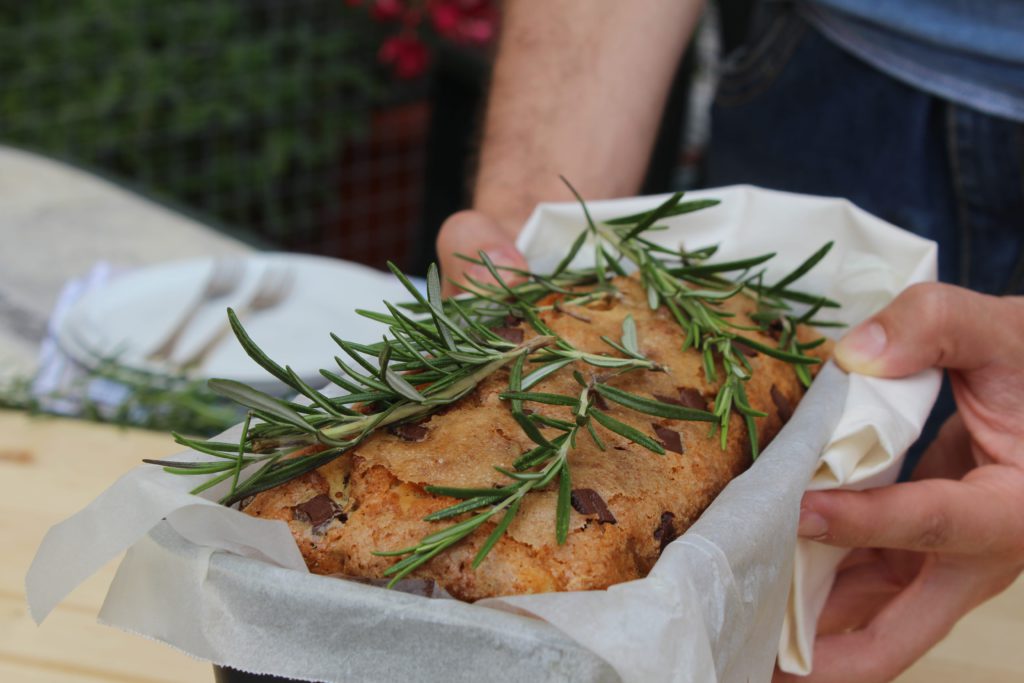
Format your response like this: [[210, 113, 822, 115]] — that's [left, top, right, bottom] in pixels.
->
[[706, 8, 1024, 472]]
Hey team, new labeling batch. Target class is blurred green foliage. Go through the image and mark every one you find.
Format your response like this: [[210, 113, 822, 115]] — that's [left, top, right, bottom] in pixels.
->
[[0, 0, 389, 243]]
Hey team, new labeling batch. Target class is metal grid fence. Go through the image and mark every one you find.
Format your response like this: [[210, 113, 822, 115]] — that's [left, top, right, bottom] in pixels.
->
[[1, 0, 428, 270]]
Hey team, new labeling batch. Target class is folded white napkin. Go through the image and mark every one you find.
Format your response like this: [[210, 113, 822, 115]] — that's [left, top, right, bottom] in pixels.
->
[[778, 370, 940, 674]]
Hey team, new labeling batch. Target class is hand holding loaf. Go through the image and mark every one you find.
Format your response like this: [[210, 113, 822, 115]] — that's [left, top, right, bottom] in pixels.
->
[[778, 284, 1024, 683]]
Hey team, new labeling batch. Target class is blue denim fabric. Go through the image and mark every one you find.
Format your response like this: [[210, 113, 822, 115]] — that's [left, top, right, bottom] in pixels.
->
[[706, 9, 1024, 474], [799, 1, 1024, 122]]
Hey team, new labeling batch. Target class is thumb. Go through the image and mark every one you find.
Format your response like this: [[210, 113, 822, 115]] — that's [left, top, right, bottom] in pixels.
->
[[834, 283, 1020, 377], [436, 210, 529, 296]]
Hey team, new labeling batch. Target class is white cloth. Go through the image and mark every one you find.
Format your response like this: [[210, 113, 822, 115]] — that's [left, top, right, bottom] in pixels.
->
[[30, 262, 136, 416]]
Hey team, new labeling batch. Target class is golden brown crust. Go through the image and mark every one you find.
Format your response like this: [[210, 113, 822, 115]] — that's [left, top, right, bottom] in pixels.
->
[[242, 277, 831, 600]]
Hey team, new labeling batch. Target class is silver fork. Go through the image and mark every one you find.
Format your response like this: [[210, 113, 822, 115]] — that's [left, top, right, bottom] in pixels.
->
[[178, 266, 296, 370], [147, 259, 245, 361]]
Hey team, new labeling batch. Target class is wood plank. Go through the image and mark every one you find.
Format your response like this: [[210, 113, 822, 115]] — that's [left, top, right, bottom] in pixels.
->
[[898, 656, 1022, 683], [1, 578, 210, 683], [0, 411, 210, 683], [897, 574, 1024, 682]]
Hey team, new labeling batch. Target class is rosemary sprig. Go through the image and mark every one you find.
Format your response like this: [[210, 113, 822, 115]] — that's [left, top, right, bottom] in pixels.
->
[[573, 184, 835, 457], [150, 184, 837, 577], [1, 358, 241, 436]]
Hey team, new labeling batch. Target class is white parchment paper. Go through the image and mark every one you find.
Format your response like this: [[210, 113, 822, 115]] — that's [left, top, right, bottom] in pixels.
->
[[27, 186, 940, 682]]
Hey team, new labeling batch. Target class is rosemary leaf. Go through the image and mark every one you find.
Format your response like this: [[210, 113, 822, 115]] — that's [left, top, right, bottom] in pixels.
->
[[621, 191, 683, 241], [514, 410, 553, 448], [514, 442, 557, 470], [667, 252, 775, 277], [590, 408, 666, 454], [473, 497, 522, 568], [729, 335, 822, 364], [499, 391, 580, 406], [621, 314, 639, 355], [770, 242, 834, 293], [426, 263, 458, 350], [424, 484, 518, 499], [593, 383, 715, 422], [551, 229, 589, 277], [226, 308, 294, 388], [527, 413, 576, 432], [556, 461, 571, 544], [384, 368, 426, 403], [603, 198, 721, 226], [207, 379, 315, 434], [521, 357, 574, 389], [284, 367, 346, 418], [231, 412, 251, 494], [585, 420, 606, 450], [425, 495, 502, 521]]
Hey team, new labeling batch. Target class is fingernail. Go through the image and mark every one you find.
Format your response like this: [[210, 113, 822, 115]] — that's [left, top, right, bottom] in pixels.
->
[[835, 321, 887, 373], [481, 245, 522, 267], [798, 508, 829, 539]]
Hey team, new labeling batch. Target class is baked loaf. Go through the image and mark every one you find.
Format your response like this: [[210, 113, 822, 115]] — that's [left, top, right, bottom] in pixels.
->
[[242, 276, 828, 600]]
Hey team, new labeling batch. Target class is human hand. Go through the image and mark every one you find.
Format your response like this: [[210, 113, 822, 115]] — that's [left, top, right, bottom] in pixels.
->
[[435, 209, 530, 296], [776, 283, 1024, 683]]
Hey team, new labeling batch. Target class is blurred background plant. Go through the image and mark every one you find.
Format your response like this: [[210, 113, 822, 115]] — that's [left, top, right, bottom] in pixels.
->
[[0, 361, 243, 437], [1, 0, 381, 246]]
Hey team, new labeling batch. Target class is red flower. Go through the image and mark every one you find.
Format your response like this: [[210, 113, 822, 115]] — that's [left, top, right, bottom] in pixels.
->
[[360, 0, 498, 80], [428, 0, 497, 45], [430, 2, 460, 36], [458, 16, 494, 43], [378, 33, 430, 79], [371, 0, 406, 22]]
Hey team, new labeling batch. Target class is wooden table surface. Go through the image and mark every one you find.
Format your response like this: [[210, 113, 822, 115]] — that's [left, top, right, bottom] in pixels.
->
[[2, 409, 1021, 683]]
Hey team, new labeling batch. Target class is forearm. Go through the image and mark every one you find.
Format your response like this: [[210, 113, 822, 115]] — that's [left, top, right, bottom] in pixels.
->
[[473, 0, 704, 234]]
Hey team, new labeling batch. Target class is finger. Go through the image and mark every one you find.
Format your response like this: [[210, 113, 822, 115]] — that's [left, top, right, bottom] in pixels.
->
[[910, 412, 975, 481], [790, 561, 981, 683], [883, 547, 927, 586], [815, 559, 904, 636], [774, 665, 797, 682], [798, 476, 1018, 555], [834, 283, 1024, 377], [435, 210, 529, 295], [835, 547, 880, 573]]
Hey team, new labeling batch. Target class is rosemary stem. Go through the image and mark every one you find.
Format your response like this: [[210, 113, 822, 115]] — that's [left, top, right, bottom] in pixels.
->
[[318, 335, 555, 442]]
